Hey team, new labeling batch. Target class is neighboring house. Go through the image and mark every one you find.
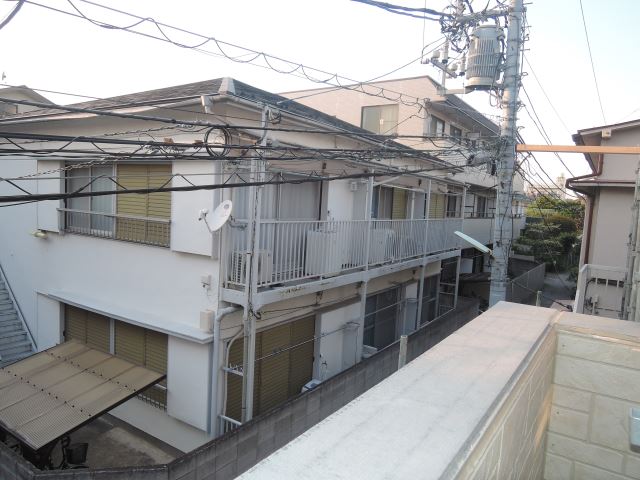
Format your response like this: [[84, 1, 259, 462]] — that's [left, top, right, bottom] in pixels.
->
[[281, 75, 527, 284], [526, 173, 569, 199], [0, 85, 53, 117], [0, 77, 468, 451], [568, 119, 640, 318]]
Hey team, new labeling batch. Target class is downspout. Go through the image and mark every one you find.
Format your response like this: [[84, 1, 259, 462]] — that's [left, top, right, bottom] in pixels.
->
[[565, 153, 603, 265], [208, 305, 241, 436]]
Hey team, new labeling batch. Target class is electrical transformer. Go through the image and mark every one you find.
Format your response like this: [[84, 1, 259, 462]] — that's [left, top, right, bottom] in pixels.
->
[[465, 25, 504, 91]]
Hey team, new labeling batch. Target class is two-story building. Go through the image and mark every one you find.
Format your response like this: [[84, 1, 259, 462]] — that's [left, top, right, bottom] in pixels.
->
[[0, 77, 468, 451], [569, 118, 640, 319], [281, 75, 527, 285]]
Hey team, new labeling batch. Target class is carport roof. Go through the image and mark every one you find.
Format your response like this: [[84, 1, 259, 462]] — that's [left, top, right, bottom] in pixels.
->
[[0, 340, 165, 451]]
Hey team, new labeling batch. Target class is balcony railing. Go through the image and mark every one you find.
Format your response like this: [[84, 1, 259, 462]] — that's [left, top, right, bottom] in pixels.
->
[[58, 208, 171, 248], [223, 217, 462, 289]]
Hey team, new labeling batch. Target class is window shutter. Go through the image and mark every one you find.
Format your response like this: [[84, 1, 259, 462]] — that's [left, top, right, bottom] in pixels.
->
[[145, 329, 168, 375], [391, 188, 407, 219], [114, 321, 145, 366], [65, 305, 87, 343], [429, 193, 445, 218], [288, 317, 315, 397], [86, 312, 110, 353], [256, 323, 291, 415]]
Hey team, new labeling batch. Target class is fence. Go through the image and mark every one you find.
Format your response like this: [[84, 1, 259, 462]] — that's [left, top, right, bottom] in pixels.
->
[[224, 217, 463, 289], [58, 209, 171, 248], [0, 298, 479, 480], [507, 262, 546, 304]]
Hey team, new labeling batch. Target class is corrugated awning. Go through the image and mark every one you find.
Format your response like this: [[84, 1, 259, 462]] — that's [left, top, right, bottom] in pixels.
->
[[0, 340, 165, 451]]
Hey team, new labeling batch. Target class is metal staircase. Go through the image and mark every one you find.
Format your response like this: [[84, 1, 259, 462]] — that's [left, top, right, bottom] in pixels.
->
[[0, 267, 36, 367]]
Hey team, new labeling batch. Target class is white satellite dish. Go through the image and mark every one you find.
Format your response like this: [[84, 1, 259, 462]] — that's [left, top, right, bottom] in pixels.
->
[[209, 200, 233, 232]]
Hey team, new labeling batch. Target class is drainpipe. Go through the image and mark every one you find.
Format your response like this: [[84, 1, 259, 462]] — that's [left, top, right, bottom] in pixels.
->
[[208, 306, 241, 436], [565, 153, 603, 266]]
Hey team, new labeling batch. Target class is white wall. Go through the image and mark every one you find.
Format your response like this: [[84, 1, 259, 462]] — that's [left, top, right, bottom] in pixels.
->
[[316, 302, 361, 380], [167, 336, 211, 431]]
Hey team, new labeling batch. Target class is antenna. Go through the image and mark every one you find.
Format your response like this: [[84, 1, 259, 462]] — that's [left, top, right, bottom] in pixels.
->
[[200, 200, 233, 233], [454, 231, 493, 256]]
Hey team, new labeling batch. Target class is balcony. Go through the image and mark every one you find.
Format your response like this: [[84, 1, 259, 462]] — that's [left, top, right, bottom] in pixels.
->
[[574, 264, 626, 319], [58, 208, 171, 248], [221, 217, 462, 305]]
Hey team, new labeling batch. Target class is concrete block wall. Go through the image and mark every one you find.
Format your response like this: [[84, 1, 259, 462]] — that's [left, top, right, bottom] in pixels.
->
[[544, 329, 640, 480], [0, 299, 478, 480], [455, 324, 556, 480]]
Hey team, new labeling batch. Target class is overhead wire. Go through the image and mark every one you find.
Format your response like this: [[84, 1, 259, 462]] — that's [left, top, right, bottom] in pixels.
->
[[23, 0, 440, 110], [577, 0, 606, 124]]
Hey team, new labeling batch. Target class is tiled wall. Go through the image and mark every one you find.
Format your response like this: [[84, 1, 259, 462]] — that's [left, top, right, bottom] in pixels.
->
[[456, 326, 556, 480], [545, 329, 640, 480]]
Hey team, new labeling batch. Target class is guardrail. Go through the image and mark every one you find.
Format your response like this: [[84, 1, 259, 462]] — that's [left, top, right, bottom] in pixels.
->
[[0, 262, 37, 351], [224, 217, 462, 288], [58, 208, 171, 248]]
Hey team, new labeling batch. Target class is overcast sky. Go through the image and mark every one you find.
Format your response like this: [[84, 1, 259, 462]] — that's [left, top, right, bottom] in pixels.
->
[[1, 0, 638, 183]]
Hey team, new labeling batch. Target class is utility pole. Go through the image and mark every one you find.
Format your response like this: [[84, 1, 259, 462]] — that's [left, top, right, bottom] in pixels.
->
[[488, 0, 525, 307]]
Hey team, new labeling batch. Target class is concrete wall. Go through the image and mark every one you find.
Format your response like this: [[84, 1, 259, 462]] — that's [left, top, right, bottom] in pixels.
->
[[455, 321, 555, 480], [544, 316, 640, 480]]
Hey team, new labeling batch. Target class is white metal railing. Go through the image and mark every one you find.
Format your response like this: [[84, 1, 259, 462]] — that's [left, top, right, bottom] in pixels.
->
[[575, 264, 626, 318], [219, 414, 242, 435], [58, 208, 171, 248], [0, 261, 37, 351], [224, 217, 463, 288]]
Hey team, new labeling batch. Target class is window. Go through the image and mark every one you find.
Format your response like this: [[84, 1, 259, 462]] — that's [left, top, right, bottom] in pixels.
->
[[446, 193, 461, 218], [420, 276, 439, 325], [364, 288, 400, 349], [64, 305, 168, 409], [66, 165, 115, 234], [429, 115, 445, 136], [361, 104, 399, 135], [372, 186, 407, 219], [477, 196, 487, 218], [450, 126, 463, 143], [62, 163, 171, 247], [225, 316, 315, 421]]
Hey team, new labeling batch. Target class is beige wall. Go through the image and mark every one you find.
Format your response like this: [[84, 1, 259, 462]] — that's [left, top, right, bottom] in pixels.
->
[[590, 187, 634, 268], [600, 128, 640, 181], [456, 328, 555, 480], [544, 327, 640, 479]]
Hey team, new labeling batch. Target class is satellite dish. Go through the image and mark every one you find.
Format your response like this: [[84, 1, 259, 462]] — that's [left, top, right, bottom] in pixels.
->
[[209, 200, 233, 232]]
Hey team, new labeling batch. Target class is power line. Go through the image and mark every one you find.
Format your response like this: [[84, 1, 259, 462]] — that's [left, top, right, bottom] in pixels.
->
[[522, 55, 572, 135], [0, 0, 25, 30], [0, 166, 447, 204], [578, 0, 606, 124], [23, 0, 436, 110], [350, 0, 451, 20]]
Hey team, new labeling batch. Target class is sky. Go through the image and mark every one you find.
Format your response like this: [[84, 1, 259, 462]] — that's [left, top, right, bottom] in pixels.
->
[[1, 0, 639, 183]]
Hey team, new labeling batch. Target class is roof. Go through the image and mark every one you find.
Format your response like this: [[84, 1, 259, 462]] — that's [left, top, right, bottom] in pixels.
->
[[0, 78, 442, 160], [0, 85, 53, 105], [425, 76, 500, 135], [0, 340, 165, 451]]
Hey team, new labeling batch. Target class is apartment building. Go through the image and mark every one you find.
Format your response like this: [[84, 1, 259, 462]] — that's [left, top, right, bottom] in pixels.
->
[[282, 75, 527, 279], [0, 78, 467, 451], [569, 119, 640, 319]]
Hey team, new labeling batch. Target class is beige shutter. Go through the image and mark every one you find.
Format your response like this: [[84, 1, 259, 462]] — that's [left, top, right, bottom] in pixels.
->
[[86, 312, 110, 353], [288, 316, 315, 396], [116, 164, 171, 245], [114, 321, 145, 366], [429, 193, 445, 219], [65, 305, 87, 343], [256, 323, 291, 415], [144, 330, 168, 374], [391, 188, 407, 219]]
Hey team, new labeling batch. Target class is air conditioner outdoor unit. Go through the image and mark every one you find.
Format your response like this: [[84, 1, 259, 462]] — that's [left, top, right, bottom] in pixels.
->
[[305, 230, 342, 275], [229, 250, 273, 285], [369, 229, 396, 264]]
